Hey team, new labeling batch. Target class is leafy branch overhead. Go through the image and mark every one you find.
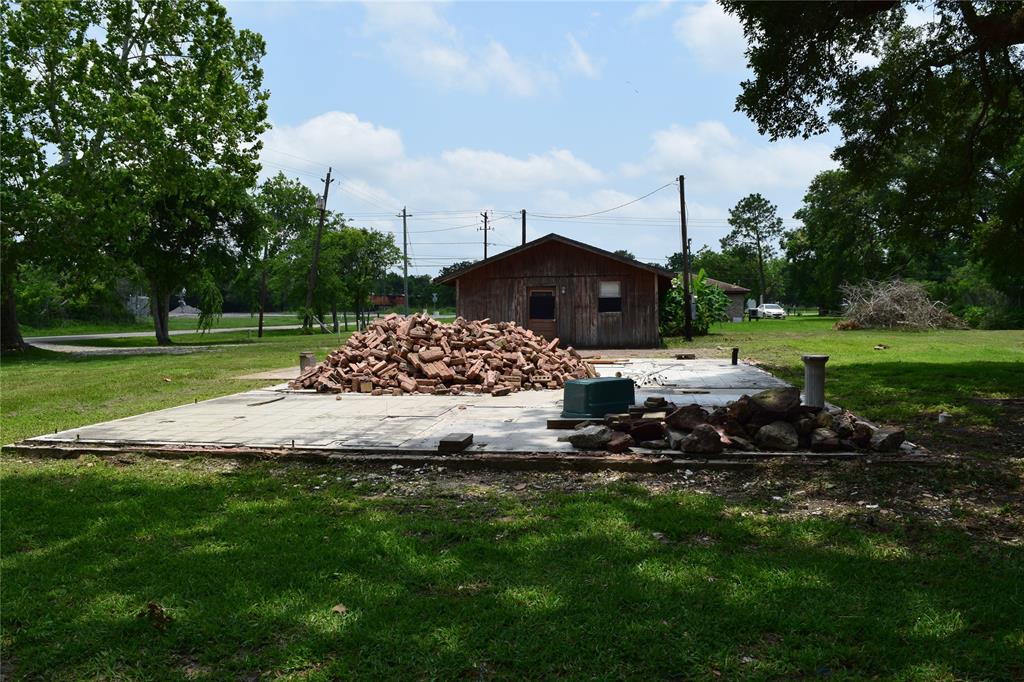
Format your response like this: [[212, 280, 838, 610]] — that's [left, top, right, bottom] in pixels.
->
[[723, 1, 1024, 296]]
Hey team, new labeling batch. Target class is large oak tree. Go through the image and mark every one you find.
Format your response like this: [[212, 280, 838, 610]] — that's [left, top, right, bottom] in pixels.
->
[[2, 0, 269, 347]]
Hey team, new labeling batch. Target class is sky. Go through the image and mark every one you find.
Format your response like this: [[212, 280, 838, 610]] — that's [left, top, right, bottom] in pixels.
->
[[225, 0, 840, 275]]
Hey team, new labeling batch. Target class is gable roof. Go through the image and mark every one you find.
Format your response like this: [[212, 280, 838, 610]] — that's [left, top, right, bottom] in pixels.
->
[[433, 233, 676, 284], [701, 276, 751, 294]]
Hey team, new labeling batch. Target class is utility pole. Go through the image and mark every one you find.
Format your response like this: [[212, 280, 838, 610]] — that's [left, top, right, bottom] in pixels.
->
[[521, 209, 527, 245], [304, 167, 334, 332], [679, 174, 693, 342], [479, 210, 492, 258], [398, 206, 411, 314]]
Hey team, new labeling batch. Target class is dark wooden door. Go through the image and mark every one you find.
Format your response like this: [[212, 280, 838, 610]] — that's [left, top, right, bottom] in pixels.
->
[[527, 287, 556, 340]]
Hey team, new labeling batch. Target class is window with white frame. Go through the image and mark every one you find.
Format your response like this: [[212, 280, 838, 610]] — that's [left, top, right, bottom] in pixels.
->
[[598, 280, 622, 313]]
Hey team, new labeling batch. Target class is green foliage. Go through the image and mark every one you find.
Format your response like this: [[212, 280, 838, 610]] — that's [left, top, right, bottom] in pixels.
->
[[787, 169, 891, 309], [14, 264, 138, 327], [379, 273, 455, 310], [612, 249, 636, 260], [269, 222, 402, 327], [723, 194, 784, 304], [787, 169, 1023, 323], [723, 1, 1024, 299], [435, 260, 477, 281], [2, 0, 270, 344], [661, 269, 730, 337]]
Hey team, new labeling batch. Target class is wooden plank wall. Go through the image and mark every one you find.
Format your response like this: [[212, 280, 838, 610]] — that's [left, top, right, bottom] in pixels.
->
[[453, 241, 665, 347]]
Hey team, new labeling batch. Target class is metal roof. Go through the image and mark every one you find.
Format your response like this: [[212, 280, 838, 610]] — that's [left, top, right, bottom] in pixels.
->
[[433, 233, 677, 284]]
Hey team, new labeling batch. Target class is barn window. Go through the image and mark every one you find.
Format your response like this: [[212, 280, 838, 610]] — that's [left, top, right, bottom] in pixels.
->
[[598, 281, 622, 313]]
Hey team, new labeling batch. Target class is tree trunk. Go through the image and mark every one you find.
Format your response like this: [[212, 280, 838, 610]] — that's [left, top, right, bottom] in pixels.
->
[[258, 267, 267, 338], [151, 287, 172, 345], [1, 264, 25, 352], [343, 309, 348, 331], [331, 304, 338, 333]]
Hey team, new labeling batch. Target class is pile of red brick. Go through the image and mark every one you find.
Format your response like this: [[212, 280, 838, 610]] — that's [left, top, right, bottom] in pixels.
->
[[290, 314, 597, 396]]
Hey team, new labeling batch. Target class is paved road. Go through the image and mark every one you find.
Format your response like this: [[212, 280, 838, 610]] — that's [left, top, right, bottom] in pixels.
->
[[24, 325, 304, 343]]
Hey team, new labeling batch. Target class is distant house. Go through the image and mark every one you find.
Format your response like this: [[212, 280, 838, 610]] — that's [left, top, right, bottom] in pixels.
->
[[695, 276, 750, 323], [435, 233, 675, 348], [370, 294, 407, 310]]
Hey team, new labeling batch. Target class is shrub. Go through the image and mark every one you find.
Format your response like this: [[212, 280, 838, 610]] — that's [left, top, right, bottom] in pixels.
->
[[660, 269, 730, 337]]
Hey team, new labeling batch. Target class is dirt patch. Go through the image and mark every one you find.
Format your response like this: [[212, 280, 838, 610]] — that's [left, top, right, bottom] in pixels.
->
[[912, 398, 1024, 460], [249, 455, 1022, 546]]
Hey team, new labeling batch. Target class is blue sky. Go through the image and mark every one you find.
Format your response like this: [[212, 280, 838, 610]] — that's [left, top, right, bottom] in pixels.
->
[[226, 1, 838, 274]]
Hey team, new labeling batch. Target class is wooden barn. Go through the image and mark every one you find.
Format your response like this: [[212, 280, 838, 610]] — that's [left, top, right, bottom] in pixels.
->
[[434, 233, 675, 348]]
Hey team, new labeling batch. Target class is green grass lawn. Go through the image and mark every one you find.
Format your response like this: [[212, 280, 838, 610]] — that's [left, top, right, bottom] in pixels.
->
[[21, 314, 302, 337], [21, 311, 456, 337], [669, 317, 1024, 432], [1, 330, 348, 445], [2, 457, 1021, 680], [2, 318, 1023, 679]]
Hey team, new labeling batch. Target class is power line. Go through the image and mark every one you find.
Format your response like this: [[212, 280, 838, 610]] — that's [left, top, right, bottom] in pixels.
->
[[532, 181, 676, 219]]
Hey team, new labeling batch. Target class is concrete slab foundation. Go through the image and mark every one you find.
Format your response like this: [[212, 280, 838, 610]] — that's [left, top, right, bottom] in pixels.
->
[[14, 359, 930, 469], [22, 360, 783, 452]]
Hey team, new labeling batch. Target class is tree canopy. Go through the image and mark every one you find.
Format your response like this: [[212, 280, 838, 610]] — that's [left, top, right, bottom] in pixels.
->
[[2, 0, 270, 345], [723, 0, 1024, 298], [722, 193, 784, 304]]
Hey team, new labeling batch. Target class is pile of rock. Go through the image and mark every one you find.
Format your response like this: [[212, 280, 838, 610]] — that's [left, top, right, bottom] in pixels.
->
[[290, 313, 597, 395], [561, 386, 906, 455]]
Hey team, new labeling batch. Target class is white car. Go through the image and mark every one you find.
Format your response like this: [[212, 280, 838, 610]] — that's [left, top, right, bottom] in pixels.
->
[[755, 303, 787, 319]]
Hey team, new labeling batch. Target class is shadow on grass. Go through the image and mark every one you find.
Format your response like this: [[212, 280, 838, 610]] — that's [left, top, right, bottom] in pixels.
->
[[2, 463, 1021, 680], [58, 328, 332, 349], [772, 361, 1022, 435]]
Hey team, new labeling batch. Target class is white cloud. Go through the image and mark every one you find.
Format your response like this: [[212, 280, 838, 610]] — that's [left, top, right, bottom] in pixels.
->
[[258, 111, 831, 270], [440, 148, 604, 192], [262, 111, 404, 173], [628, 0, 675, 24], [361, 2, 554, 96], [361, 2, 455, 38], [673, 1, 746, 71], [259, 110, 605, 209], [622, 120, 836, 197], [565, 33, 600, 79]]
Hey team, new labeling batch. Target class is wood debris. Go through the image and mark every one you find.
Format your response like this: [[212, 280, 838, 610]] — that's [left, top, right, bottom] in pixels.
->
[[290, 314, 597, 395]]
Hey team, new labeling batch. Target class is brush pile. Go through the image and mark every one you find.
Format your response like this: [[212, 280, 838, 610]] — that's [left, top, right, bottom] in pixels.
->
[[290, 314, 597, 395], [839, 279, 965, 330]]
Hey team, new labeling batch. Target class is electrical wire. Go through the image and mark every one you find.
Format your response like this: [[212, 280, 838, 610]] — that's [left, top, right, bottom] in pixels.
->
[[532, 181, 676, 219]]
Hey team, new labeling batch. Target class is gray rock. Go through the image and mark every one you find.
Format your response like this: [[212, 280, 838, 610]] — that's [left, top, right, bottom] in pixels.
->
[[607, 431, 634, 453], [796, 418, 817, 435], [638, 439, 668, 450], [727, 395, 754, 423], [834, 412, 856, 438], [724, 435, 757, 451], [665, 404, 708, 431], [851, 421, 877, 448], [870, 428, 906, 452], [754, 421, 800, 451], [566, 425, 613, 449], [680, 424, 724, 454], [750, 387, 801, 415], [666, 429, 688, 450], [708, 408, 746, 437], [815, 411, 834, 430], [810, 428, 841, 452], [628, 420, 665, 442]]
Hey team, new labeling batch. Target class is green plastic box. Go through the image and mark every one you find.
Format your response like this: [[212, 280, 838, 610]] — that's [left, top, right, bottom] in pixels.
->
[[561, 377, 636, 418]]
